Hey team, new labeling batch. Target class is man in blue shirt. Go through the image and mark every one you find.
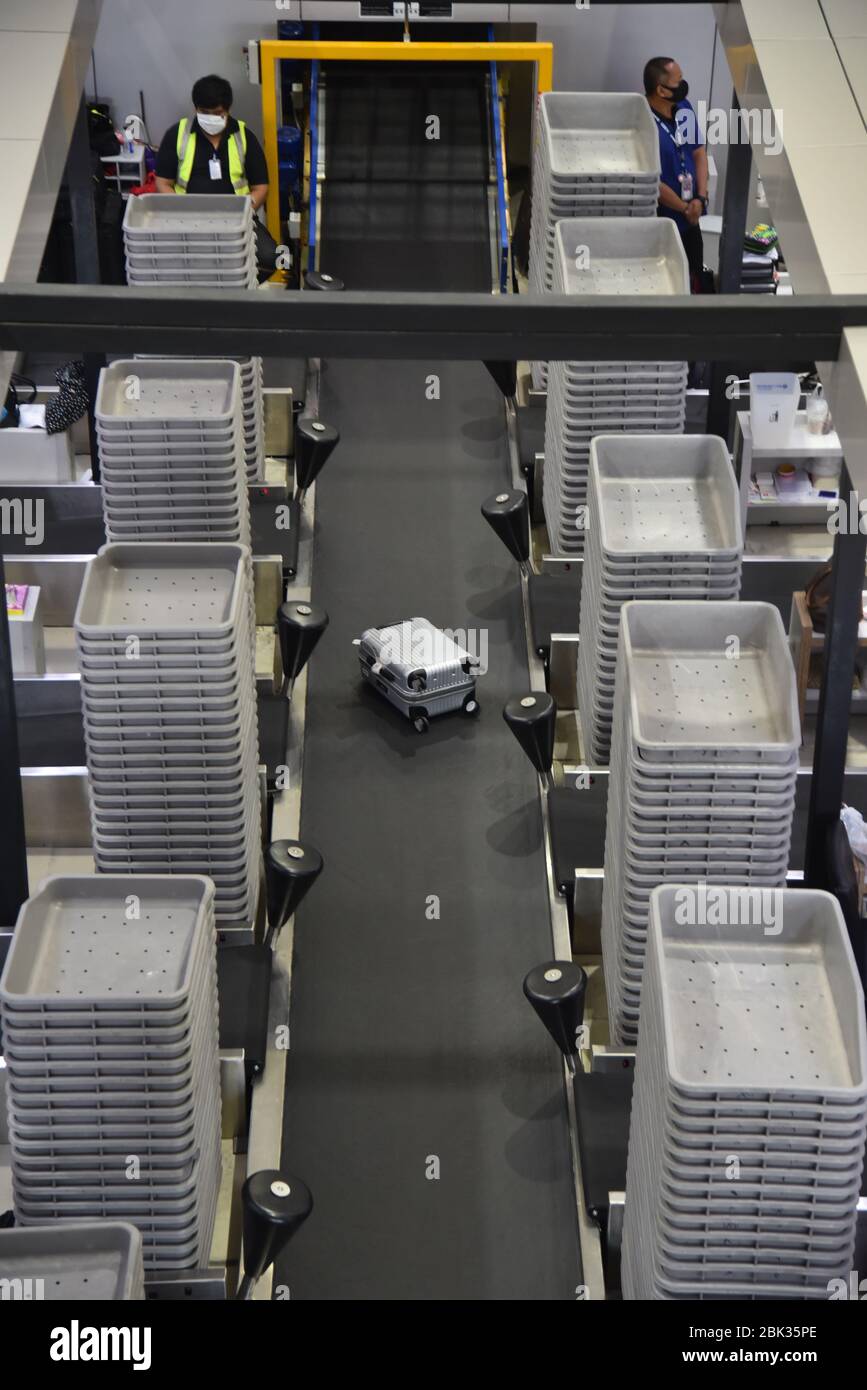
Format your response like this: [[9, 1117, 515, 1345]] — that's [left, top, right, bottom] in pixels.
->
[[644, 56, 709, 291]]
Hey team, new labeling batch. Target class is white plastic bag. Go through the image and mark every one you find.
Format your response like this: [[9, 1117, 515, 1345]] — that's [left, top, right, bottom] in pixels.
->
[[840, 805, 867, 866]]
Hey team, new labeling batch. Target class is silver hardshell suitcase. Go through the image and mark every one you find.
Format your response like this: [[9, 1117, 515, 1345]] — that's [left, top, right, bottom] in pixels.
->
[[356, 617, 480, 733]]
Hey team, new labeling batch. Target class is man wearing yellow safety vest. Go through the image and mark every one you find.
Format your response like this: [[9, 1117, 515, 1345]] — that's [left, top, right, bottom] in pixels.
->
[[155, 74, 277, 281]]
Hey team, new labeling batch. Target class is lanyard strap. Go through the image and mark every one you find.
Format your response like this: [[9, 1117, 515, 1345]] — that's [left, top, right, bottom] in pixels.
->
[[653, 111, 688, 161]]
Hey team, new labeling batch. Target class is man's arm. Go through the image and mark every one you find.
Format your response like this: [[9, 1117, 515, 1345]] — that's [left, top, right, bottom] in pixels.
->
[[683, 146, 709, 224], [154, 123, 180, 194], [244, 130, 270, 213], [693, 146, 709, 200], [659, 181, 688, 214]]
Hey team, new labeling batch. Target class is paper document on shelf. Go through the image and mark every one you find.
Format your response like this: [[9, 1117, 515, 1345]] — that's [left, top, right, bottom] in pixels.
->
[[17, 404, 47, 430]]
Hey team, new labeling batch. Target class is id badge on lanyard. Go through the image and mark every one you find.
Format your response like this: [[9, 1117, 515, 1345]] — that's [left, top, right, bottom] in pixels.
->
[[657, 112, 693, 201], [208, 155, 222, 181]]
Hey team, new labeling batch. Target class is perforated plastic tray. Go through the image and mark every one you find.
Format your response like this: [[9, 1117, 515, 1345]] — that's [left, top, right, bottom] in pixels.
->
[[645, 889, 867, 1105], [97, 418, 237, 441], [0, 1223, 144, 1300], [619, 601, 801, 763], [589, 435, 742, 558], [622, 1014, 863, 1299], [97, 429, 238, 451], [74, 542, 249, 638], [124, 249, 254, 270], [127, 269, 255, 287], [124, 231, 253, 252], [552, 217, 689, 297], [5, 1005, 216, 1081], [135, 353, 259, 370], [1, 874, 213, 1009], [538, 91, 660, 179], [123, 193, 253, 235], [101, 475, 243, 496], [96, 361, 240, 426]]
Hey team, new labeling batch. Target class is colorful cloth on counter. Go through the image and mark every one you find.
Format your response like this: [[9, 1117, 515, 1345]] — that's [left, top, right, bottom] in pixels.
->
[[6, 584, 29, 616]]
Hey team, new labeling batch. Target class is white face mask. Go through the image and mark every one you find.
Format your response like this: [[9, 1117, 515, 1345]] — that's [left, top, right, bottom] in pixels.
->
[[197, 112, 227, 136]]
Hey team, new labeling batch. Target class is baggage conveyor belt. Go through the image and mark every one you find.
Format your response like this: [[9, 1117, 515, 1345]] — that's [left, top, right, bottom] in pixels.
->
[[278, 360, 581, 1300], [317, 62, 494, 293], [276, 59, 581, 1299]]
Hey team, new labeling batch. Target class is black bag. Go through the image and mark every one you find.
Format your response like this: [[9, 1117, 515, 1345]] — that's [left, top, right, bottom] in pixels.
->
[[99, 190, 127, 286], [805, 564, 834, 634], [255, 219, 280, 282], [1, 383, 20, 430], [1, 373, 36, 430], [45, 361, 89, 436]]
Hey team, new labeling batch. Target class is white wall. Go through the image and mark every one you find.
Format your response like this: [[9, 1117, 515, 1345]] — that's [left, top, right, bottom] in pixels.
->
[[92, 1, 724, 149], [511, 3, 718, 99], [90, 0, 283, 144]]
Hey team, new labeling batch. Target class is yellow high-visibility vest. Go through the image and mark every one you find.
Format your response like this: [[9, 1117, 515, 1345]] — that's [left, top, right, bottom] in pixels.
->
[[175, 117, 250, 194]]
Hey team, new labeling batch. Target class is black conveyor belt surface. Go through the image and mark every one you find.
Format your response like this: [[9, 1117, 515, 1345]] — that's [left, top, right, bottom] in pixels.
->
[[320, 64, 492, 292], [277, 60, 579, 1299], [278, 358, 581, 1299]]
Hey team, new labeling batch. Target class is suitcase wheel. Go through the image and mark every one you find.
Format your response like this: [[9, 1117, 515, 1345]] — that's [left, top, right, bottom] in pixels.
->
[[412, 714, 430, 734], [463, 696, 480, 717], [408, 672, 427, 692]]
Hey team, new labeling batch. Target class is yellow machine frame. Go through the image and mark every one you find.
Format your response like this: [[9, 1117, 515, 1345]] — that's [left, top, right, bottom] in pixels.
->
[[258, 39, 554, 243]]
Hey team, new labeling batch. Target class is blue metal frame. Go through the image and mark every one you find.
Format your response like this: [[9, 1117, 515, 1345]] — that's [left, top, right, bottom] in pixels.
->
[[308, 23, 321, 274], [488, 25, 509, 293]]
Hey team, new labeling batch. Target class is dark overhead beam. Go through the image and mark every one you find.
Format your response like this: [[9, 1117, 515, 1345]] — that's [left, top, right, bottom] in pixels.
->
[[0, 286, 864, 363]]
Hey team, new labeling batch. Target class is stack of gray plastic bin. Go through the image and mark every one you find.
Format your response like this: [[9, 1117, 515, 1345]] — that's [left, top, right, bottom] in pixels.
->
[[123, 193, 257, 289], [622, 885, 867, 1300], [602, 601, 800, 1047], [135, 354, 265, 483], [577, 435, 743, 765], [529, 93, 660, 390], [543, 220, 689, 557], [74, 543, 260, 929], [95, 361, 252, 544], [0, 875, 222, 1272], [0, 1223, 145, 1299]]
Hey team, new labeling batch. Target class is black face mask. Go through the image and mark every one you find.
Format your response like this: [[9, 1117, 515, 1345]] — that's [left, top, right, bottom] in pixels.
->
[[663, 79, 689, 103]]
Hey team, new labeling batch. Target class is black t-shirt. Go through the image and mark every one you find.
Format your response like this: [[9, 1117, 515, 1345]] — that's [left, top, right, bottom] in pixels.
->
[[155, 115, 269, 194]]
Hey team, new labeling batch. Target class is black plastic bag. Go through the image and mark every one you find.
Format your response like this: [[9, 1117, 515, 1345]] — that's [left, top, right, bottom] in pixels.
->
[[45, 361, 89, 436]]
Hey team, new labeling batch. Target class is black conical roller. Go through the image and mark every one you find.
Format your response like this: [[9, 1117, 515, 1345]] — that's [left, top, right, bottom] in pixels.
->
[[483, 360, 518, 399], [295, 417, 339, 495], [278, 600, 328, 688], [304, 270, 344, 291], [481, 489, 529, 566], [265, 840, 323, 939], [523, 961, 588, 1061], [503, 692, 556, 776], [238, 1170, 313, 1297]]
